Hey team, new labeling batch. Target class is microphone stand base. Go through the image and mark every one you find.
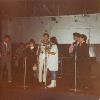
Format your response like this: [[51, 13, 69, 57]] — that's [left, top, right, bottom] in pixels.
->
[[69, 88, 81, 93]]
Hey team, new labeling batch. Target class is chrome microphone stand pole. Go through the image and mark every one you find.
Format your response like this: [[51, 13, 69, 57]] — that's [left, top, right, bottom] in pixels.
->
[[74, 46, 77, 92], [23, 48, 28, 90], [24, 56, 27, 89], [69, 44, 80, 93], [44, 46, 48, 89]]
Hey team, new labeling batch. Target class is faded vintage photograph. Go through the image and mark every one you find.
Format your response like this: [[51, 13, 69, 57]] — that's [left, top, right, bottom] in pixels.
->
[[0, 0, 100, 100]]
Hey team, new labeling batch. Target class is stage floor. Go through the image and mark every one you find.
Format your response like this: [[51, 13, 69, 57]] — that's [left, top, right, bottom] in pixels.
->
[[0, 89, 98, 100], [0, 73, 100, 99], [0, 66, 100, 100]]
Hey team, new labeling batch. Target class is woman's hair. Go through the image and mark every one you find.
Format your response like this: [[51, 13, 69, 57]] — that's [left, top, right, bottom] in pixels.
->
[[50, 37, 58, 45], [73, 32, 81, 37], [80, 34, 87, 42]]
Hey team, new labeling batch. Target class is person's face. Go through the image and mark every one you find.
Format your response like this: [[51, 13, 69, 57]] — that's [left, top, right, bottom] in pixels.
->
[[77, 37, 81, 42], [74, 36, 79, 42], [26, 43, 30, 48], [79, 37, 84, 43], [30, 42, 34, 47], [43, 35, 49, 42], [50, 41, 53, 45], [4, 37, 9, 43]]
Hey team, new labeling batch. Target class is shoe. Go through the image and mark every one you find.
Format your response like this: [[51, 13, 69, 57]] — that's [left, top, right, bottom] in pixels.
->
[[84, 86, 89, 90], [8, 80, 12, 83], [39, 82, 45, 86], [47, 80, 56, 88]]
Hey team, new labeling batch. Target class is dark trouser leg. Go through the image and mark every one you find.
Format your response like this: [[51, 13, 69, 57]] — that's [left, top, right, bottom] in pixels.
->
[[51, 71, 57, 80], [78, 62, 90, 89], [6, 61, 12, 82], [0, 60, 5, 81]]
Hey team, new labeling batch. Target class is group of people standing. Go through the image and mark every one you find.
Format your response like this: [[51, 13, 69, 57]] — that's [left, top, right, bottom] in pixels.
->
[[0, 32, 90, 89], [37, 33, 58, 88], [69, 32, 90, 89], [0, 33, 58, 88]]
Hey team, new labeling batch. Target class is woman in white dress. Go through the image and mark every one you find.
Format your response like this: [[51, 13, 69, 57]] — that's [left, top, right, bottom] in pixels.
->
[[46, 37, 58, 88]]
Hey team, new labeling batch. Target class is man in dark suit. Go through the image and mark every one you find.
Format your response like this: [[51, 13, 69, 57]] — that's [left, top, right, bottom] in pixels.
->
[[77, 34, 90, 90], [0, 35, 12, 83]]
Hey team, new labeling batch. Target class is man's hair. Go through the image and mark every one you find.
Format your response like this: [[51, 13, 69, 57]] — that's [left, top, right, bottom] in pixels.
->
[[4, 35, 11, 39], [43, 33, 49, 37], [29, 39, 35, 45]]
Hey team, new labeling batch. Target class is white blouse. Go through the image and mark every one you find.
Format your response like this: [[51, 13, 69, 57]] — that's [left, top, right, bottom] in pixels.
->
[[47, 44, 58, 71]]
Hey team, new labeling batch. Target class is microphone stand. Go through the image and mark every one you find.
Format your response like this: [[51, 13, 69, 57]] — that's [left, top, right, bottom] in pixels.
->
[[23, 48, 29, 90], [58, 57, 64, 78], [44, 45, 48, 89], [24, 56, 27, 89], [74, 45, 78, 92], [69, 44, 80, 93], [13, 47, 28, 89]]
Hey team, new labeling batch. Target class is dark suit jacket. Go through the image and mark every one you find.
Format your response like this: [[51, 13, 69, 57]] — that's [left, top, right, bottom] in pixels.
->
[[1, 41, 12, 62], [77, 42, 89, 62]]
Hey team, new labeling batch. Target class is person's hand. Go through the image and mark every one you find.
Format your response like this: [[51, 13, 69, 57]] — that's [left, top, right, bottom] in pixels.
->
[[45, 48, 48, 52], [69, 44, 74, 53], [45, 48, 50, 53], [32, 64, 37, 71]]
